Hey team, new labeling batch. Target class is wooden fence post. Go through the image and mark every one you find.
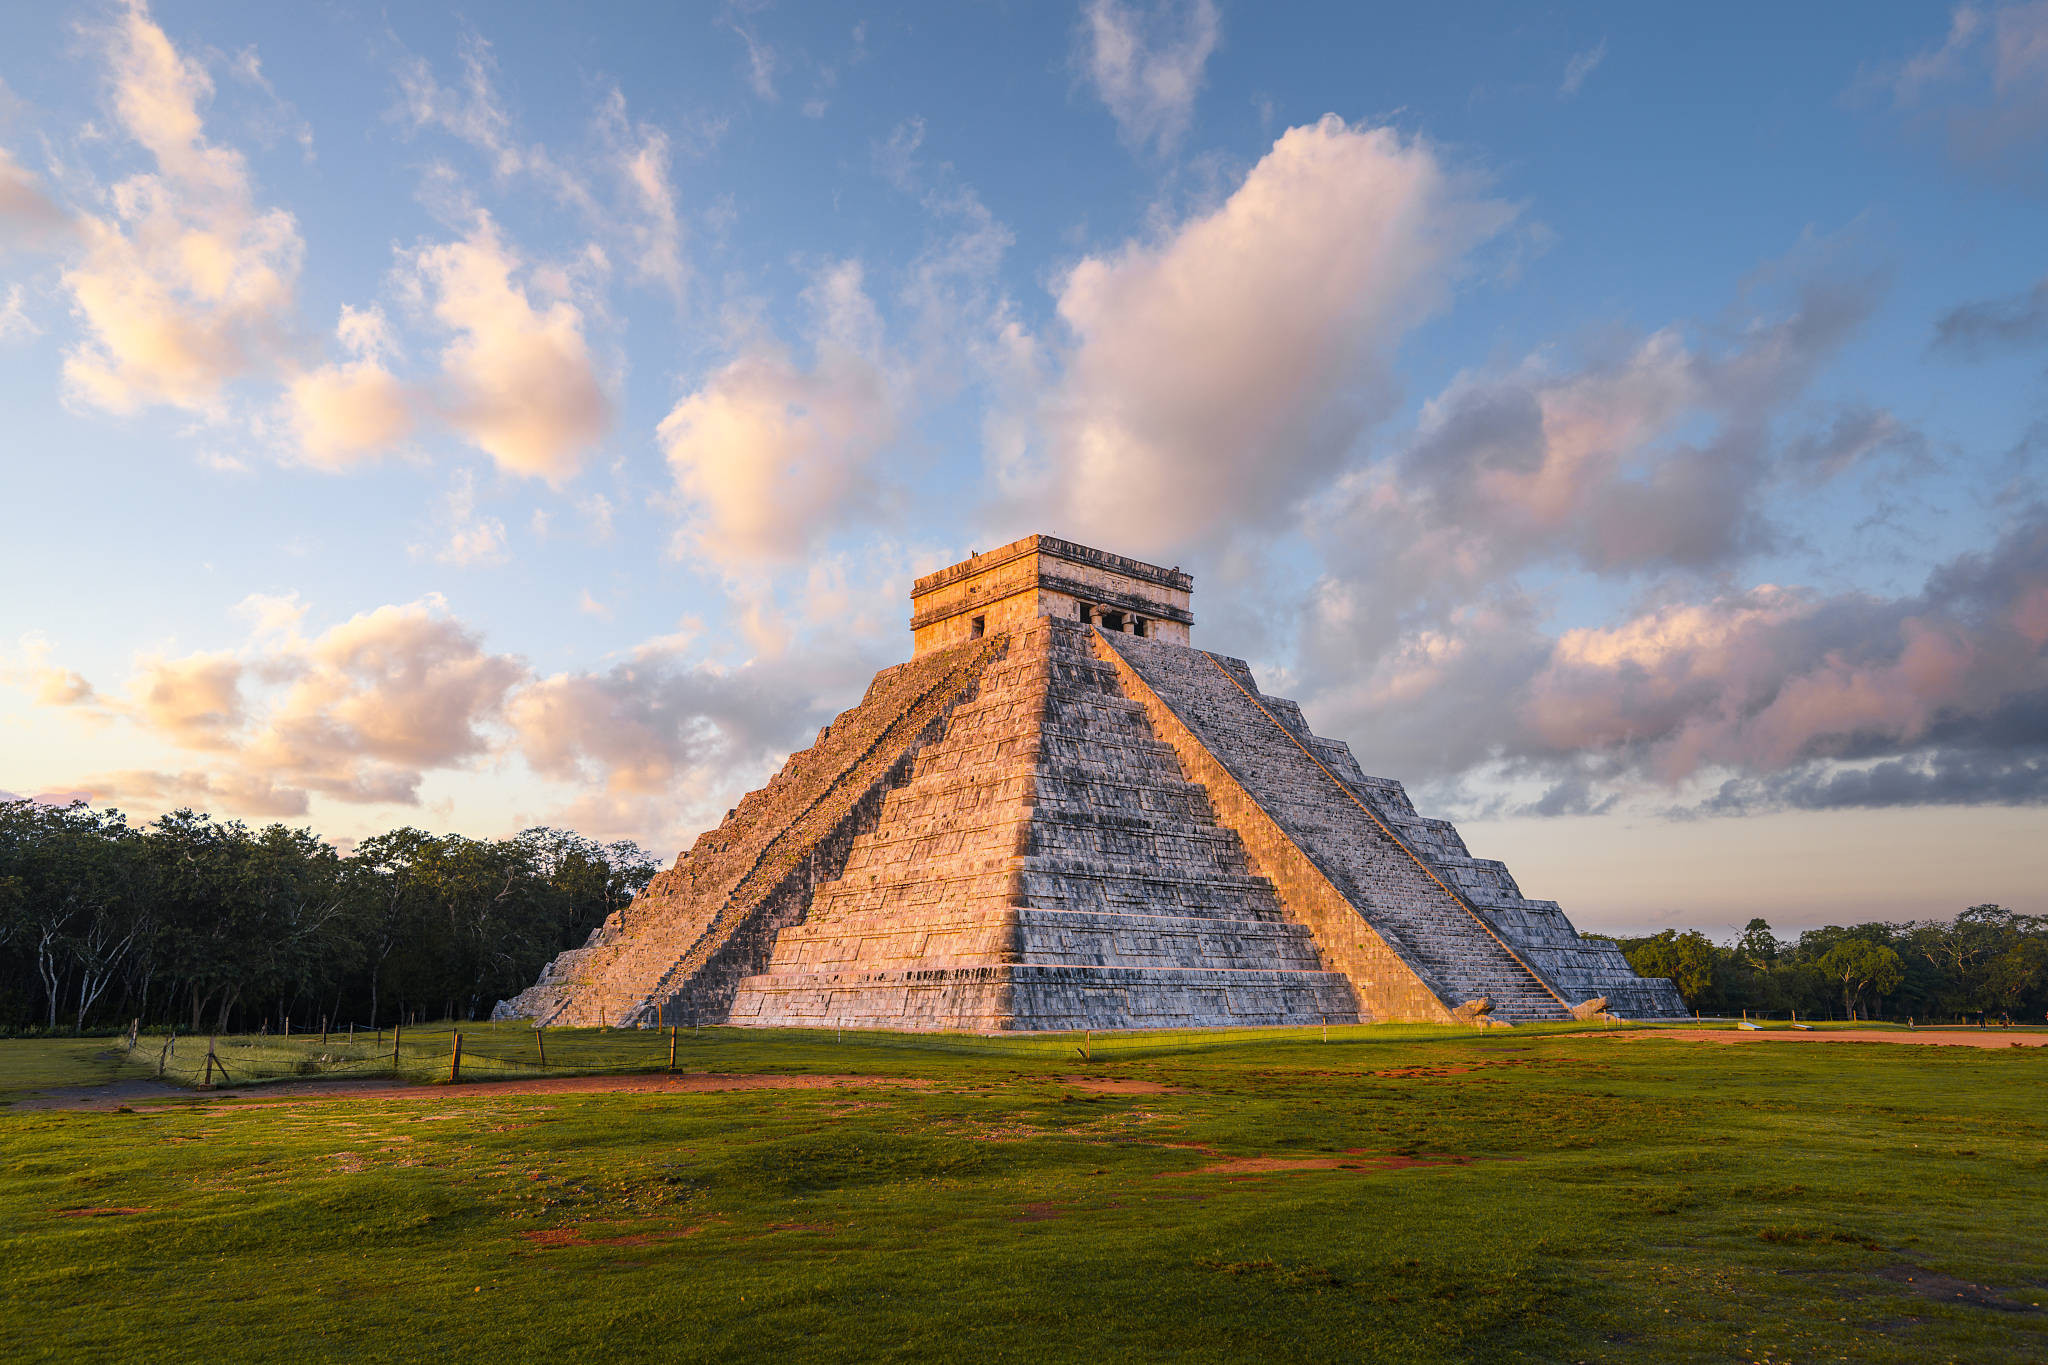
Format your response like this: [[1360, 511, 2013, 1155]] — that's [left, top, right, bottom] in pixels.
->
[[668, 1026, 677, 1073], [392, 1023, 403, 1074], [283, 1015, 290, 1038], [322, 1016, 330, 1045], [535, 1025, 546, 1068], [449, 1033, 463, 1085], [157, 1030, 176, 1078]]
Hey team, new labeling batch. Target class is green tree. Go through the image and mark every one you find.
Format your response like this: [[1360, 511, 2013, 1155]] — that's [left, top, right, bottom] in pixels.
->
[[1985, 937, 2048, 1018], [1735, 918, 1780, 971], [1817, 939, 1905, 1018], [1623, 930, 1720, 1008]]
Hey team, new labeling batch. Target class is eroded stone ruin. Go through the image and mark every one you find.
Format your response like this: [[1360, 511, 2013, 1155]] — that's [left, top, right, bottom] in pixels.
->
[[499, 535, 1687, 1030]]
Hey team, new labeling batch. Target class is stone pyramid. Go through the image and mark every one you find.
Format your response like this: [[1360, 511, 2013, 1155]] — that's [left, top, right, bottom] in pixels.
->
[[500, 535, 1686, 1030]]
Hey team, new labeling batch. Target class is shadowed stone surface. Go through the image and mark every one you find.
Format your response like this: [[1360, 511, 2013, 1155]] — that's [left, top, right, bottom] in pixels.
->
[[500, 538, 1686, 1030]]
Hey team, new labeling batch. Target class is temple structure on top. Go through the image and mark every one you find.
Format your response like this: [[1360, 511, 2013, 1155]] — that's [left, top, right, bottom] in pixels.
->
[[909, 535, 1193, 654], [499, 533, 1686, 1031]]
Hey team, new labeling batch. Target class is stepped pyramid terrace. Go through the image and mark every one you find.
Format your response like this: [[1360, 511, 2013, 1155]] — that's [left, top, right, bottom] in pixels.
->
[[499, 535, 1688, 1030]]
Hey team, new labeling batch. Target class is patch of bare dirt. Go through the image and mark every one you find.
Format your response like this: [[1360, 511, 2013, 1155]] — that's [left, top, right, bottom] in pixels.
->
[[1374, 1065, 1479, 1078], [1055, 1075, 1180, 1094], [1371, 1059, 1552, 1078], [1876, 1265, 2042, 1312], [52, 1206, 149, 1217], [1157, 1148, 1481, 1178], [520, 1223, 704, 1250]]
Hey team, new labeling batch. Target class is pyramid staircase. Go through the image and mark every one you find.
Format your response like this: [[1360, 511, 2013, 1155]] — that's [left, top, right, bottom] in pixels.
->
[[1096, 632, 1574, 1024], [496, 636, 1006, 1026]]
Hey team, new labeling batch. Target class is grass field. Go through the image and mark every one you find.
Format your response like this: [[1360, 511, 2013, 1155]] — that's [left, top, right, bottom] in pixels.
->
[[1, 1022, 2044, 1364]]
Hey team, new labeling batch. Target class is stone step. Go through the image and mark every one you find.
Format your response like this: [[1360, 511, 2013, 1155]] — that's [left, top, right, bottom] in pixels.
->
[[1100, 630, 1573, 1024]]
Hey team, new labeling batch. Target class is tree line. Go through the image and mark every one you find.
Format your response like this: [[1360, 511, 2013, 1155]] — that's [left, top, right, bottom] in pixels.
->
[[1609, 906, 2048, 1022], [6, 795, 2040, 1032], [0, 800, 660, 1035]]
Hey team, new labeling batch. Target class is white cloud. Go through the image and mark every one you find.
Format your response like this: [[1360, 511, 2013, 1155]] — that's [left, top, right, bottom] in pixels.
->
[[405, 213, 611, 482], [1560, 39, 1607, 97], [249, 600, 525, 790], [659, 260, 901, 560], [128, 649, 246, 750], [283, 305, 415, 467], [1880, 2, 2048, 176], [422, 469, 509, 566], [60, 0, 303, 415], [15, 596, 529, 816], [0, 283, 37, 340], [396, 33, 537, 185], [508, 624, 891, 844], [598, 88, 686, 296], [724, 20, 779, 101], [3, 633, 101, 709], [397, 44, 686, 300], [1081, 0, 1221, 154], [1304, 260, 1884, 653], [74, 768, 309, 818], [1015, 115, 1513, 557]]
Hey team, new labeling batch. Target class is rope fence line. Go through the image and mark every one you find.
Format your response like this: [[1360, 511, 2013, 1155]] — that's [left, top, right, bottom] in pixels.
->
[[108, 1015, 1654, 1091]]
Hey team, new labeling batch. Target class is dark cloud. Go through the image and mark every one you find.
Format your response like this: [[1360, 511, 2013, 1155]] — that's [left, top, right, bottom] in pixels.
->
[[1296, 506, 2048, 815], [1696, 748, 2048, 813], [1934, 276, 2048, 354], [1298, 255, 1897, 734], [1780, 406, 1931, 483]]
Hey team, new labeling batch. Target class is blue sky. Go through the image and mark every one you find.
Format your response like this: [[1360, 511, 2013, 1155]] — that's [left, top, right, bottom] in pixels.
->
[[3, 1, 2045, 937]]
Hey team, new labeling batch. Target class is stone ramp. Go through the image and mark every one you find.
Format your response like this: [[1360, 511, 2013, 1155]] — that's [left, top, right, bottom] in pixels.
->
[[496, 637, 1006, 1026], [728, 618, 1359, 1030], [1098, 632, 1573, 1024], [1256, 710, 1688, 1020]]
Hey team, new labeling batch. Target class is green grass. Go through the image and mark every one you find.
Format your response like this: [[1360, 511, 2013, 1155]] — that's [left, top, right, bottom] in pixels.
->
[[0, 1036, 129, 1101], [2, 1023, 2044, 1363]]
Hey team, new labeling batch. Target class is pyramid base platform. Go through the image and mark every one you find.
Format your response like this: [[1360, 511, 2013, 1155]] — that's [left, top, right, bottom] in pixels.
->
[[728, 963, 1362, 1032]]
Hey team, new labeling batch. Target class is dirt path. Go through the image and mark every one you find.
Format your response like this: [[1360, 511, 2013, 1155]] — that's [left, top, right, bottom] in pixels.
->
[[10, 1072, 936, 1112], [1055, 1075, 1179, 1093], [1604, 1028, 2048, 1049]]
